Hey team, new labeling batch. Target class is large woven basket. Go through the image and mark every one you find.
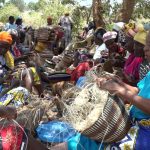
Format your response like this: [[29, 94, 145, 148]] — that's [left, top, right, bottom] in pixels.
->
[[34, 27, 55, 42], [81, 94, 131, 143]]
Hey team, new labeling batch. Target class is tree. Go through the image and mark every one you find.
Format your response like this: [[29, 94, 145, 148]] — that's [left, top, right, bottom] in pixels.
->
[[8, 0, 25, 11], [0, 0, 5, 4], [118, 0, 136, 23], [28, 2, 39, 11], [92, 0, 105, 28], [133, 0, 150, 18], [0, 4, 20, 22], [61, 0, 76, 5]]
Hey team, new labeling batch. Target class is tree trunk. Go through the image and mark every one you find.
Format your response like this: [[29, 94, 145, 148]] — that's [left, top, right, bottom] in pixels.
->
[[92, 0, 105, 28], [118, 0, 136, 23]]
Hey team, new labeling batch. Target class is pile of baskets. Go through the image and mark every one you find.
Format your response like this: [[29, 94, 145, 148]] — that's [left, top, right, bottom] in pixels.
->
[[34, 27, 55, 42]]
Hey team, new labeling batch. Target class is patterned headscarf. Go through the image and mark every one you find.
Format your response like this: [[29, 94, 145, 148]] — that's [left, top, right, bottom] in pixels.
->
[[103, 31, 117, 42]]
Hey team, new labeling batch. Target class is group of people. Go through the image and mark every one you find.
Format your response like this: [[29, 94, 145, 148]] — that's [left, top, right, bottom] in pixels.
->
[[51, 21, 150, 150], [0, 12, 150, 150]]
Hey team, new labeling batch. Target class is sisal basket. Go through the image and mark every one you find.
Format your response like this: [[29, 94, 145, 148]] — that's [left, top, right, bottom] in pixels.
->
[[63, 83, 131, 143], [81, 94, 131, 143]]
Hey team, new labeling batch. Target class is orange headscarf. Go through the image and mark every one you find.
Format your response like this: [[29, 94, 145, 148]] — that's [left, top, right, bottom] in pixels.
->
[[0, 31, 12, 44]]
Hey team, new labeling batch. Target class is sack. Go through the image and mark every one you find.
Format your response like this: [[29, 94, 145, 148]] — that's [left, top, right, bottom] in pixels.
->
[[36, 121, 76, 143], [0, 124, 24, 150]]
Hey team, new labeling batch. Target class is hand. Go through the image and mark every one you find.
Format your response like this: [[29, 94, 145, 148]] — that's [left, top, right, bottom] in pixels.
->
[[96, 78, 123, 94], [2, 106, 17, 120]]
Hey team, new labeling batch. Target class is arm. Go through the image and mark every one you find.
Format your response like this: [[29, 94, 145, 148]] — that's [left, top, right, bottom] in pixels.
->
[[0, 106, 8, 117], [0, 106, 17, 119], [97, 77, 150, 115], [100, 74, 139, 95], [117, 88, 150, 115], [120, 82, 139, 95]]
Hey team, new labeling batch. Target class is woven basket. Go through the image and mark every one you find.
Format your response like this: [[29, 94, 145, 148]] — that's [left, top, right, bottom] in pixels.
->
[[0, 100, 53, 133], [36, 27, 55, 42], [81, 94, 131, 143], [62, 54, 73, 65], [55, 55, 73, 71]]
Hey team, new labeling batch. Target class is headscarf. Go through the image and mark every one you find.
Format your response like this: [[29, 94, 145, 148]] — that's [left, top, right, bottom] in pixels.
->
[[0, 32, 14, 69], [0, 31, 12, 44], [113, 22, 125, 31], [125, 23, 146, 38], [103, 31, 117, 42], [124, 23, 137, 37], [134, 30, 148, 45]]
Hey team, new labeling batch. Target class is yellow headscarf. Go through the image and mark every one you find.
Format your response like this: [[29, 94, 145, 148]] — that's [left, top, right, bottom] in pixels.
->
[[134, 30, 148, 45]]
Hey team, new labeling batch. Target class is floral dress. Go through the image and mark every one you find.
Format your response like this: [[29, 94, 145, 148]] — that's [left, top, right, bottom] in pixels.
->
[[0, 86, 30, 107]]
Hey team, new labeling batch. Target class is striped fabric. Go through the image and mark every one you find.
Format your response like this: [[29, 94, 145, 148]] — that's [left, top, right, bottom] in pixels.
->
[[139, 60, 150, 80]]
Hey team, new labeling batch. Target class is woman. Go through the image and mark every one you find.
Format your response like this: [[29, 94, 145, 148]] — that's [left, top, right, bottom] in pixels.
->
[[93, 27, 107, 60], [0, 31, 14, 70], [13, 60, 44, 97], [103, 31, 125, 68], [123, 33, 143, 84], [7, 29, 22, 58], [103, 31, 124, 56], [139, 30, 150, 80], [0, 31, 30, 107]]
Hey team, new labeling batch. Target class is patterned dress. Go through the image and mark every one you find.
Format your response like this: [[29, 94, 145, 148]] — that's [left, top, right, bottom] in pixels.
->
[[0, 86, 30, 107]]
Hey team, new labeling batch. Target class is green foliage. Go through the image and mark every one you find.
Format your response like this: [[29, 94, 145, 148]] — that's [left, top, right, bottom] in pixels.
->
[[61, 0, 76, 5], [0, 0, 149, 32], [0, 3, 20, 22], [27, 2, 39, 11], [8, 0, 26, 12], [22, 12, 45, 28], [133, 0, 150, 19], [0, 0, 5, 4]]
